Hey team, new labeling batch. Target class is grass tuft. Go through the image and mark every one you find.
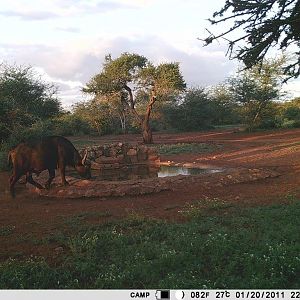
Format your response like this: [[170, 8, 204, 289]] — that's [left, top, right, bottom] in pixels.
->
[[155, 143, 219, 155], [0, 201, 299, 289]]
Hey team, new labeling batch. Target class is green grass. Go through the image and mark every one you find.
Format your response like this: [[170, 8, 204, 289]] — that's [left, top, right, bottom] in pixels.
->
[[0, 225, 15, 237], [155, 143, 219, 155], [62, 211, 113, 230], [180, 198, 234, 218], [0, 200, 299, 289]]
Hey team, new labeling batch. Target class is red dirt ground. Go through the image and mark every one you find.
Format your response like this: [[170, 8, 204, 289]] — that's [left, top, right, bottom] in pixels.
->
[[1, 128, 300, 262]]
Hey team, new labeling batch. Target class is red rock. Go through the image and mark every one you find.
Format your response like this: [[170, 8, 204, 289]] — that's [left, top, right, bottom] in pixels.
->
[[127, 149, 137, 156]]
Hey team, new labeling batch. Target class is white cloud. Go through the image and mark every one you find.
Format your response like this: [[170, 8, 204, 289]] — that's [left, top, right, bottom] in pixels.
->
[[0, 0, 139, 21], [55, 26, 80, 33], [0, 35, 238, 107], [1, 0, 298, 109], [282, 80, 300, 99], [0, 9, 59, 20]]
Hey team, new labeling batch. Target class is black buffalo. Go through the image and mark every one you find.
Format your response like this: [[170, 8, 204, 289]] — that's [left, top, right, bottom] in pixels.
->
[[8, 136, 91, 197]]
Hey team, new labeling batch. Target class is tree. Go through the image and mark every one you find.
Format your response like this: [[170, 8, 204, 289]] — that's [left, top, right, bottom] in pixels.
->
[[203, 0, 300, 80], [83, 53, 186, 143], [93, 92, 131, 134], [72, 101, 114, 135], [0, 64, 61, 142], [228, 58, 284, 130], [163, 88, 216, 131], [208, 84, 240, 125], [279, 96, 300, 127]]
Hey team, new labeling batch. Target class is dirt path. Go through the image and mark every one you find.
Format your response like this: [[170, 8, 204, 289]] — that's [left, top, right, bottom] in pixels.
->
[[1, 128, 300, 262]]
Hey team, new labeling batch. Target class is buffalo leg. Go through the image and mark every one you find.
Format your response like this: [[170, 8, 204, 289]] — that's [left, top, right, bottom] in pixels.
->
[[9, 172, 22, 198], [45, 169, 55, 189], [59, 163, 69, 186], [26, 173, 44, 190]]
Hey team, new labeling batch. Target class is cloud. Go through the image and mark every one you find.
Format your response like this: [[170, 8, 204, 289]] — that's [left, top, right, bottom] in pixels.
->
[[99, 36, 236, 87], [0, 35, 237, 107], [0, 9, 59, 20], [0, 0, 137, 21], [282, 80, 300, 98], [55, 26, 80, 33]]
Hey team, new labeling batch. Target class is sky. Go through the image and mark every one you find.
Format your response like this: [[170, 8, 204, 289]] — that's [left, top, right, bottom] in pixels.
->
[[0, 0, 299, 109]]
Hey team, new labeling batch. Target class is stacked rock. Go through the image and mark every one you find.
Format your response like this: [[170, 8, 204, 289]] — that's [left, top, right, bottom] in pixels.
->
[[79, 143, 160, 170]]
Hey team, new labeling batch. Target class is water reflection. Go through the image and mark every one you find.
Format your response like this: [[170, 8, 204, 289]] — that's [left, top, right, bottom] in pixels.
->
[[159, 165, 209, 177], [94, 165, 159, 181], [90, 165, 222, 181]]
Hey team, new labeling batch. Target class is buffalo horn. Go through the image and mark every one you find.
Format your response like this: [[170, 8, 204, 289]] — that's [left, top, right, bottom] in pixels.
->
[[82, 149, 88, 165]]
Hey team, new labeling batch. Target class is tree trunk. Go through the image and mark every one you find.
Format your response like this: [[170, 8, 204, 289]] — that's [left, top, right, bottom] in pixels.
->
[[142, 119, 153, 144], [142, 94, 156, 144], [123, 84, 156, 143], [251, 101, 266, 129], [119, 111, 127, 134]]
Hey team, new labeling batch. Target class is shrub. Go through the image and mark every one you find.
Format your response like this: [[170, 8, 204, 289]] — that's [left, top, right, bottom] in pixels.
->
[[281, 119, 300, 128], [0, 121, 53, 171], [53, 114, 92, 136]]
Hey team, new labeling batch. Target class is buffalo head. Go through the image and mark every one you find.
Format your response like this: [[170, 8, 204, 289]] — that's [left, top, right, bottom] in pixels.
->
[[75, 149, 91, 179]]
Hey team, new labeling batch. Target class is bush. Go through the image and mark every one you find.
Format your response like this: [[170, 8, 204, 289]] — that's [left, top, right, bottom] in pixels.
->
[[53, 114, 92, 136], [0, 121, 54, 171], [281, 119, 300, 128], [163, 89, 216, 132]]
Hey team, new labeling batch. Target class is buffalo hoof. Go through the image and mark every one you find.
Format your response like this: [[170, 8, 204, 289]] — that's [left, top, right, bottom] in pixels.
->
[[36, 184, 45, 190], [45, 183, 51, 190]]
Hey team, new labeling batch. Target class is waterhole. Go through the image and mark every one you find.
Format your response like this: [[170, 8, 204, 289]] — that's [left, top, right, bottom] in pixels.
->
[[86, 165, 223, 181]]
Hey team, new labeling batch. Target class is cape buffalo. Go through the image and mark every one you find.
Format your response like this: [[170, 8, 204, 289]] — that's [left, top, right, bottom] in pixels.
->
[[8, 136, 91, 197]]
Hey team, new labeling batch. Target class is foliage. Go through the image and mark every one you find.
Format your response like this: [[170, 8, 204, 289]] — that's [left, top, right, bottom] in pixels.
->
[[0, 201, 299, 289], [83, 52, 186, 143], [278, 97, 300, 128], [204, 0, 300, 80], [0, 64, 63, 170], [228, 58, 285, 130], [163, 88, 216, 131], [0, 64, 61, 143], [72, 101, 116, 135], [53, 113, 92, 136], [0, 225, 15, 237], [1, 120, 53, 151], [208, 84, 241, 125], [0, 120, 55, 170]]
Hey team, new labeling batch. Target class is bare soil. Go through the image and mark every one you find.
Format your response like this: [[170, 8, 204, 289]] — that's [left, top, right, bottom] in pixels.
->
[[1, 128, 300, 262]]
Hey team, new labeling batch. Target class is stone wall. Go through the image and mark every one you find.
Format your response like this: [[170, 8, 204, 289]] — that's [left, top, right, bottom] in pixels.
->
[[79, 143, 160, 170], [31, 167, 280, 198]]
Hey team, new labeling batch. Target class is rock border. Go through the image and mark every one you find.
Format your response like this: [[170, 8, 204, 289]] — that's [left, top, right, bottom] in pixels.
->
[[28, 167, 280, 199]]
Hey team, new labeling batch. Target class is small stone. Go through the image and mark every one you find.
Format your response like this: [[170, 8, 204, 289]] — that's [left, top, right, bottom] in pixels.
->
[[54, 247, 64, 254], [116, 154, 125, 162], [127, 149, 137, 156], [137, 149, 147, 161], [147, 148, 157, 155], [148, 155, 159, 161], [130, 156, 138, 164]]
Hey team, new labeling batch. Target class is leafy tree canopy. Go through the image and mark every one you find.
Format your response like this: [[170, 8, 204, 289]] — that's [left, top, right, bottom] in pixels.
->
[[84, 52, 185, 143], [84, 53, 185, 101], [0, 64, 61, 119], [227, 57, 285, 129], [203, 0, 300, 80], [228, 57, 285, 103], [0, 64, 62, 142]]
